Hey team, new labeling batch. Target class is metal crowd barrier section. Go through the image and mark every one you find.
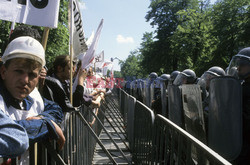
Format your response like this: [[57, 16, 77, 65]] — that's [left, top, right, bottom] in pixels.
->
[[126, 95, 136, 151], [151, 114, 232, 165], [2, 103, 111, 165], [133, 100, 155, 164]]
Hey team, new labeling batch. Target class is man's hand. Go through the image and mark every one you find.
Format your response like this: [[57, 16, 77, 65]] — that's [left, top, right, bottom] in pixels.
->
[[26, 116, 65, 150], [39, 67, 47, 86], [51, 120, 65, 151], [78, 68, 87, 85]]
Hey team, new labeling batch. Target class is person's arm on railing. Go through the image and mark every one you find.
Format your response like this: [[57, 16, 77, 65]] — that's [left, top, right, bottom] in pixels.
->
[[17, 98, 65, 150], [0, 110, 29, 158]]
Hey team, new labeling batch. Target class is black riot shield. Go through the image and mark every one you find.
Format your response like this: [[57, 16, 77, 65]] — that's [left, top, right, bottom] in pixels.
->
[[160, 80, 167, 117], [181, 84, 206, 143], [208, 76, 242, 161], [168, 84, 184, 127]]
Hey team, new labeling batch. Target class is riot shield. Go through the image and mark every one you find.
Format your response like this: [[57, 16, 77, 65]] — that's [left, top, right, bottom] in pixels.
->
[[145, 79, 152, 108], [150, 82, 155, 108], [168, 84, 184, 127], [181, 84, 206, 143], [136, 80, 143, 102], [141, 80, 147, 105], [160, 80, 167, 117], [208, 76, 242, 161]]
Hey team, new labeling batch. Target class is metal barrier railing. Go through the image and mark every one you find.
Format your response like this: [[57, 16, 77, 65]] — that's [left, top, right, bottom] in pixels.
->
[[2, 98, 113, 165], [151, 115, 231, 165], [133, 100, 155, 164], [118, 87, 232, 165]]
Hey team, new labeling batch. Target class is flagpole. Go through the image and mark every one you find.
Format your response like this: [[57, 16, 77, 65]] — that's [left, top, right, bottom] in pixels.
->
[[69, 0, 74, 104], [42, 27, 50, 50]]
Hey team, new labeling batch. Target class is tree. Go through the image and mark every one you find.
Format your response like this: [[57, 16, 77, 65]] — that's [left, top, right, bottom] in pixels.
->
[[209, 0, 250, 69], [144, 0, 204, 73], [120, 50, 145, 80]]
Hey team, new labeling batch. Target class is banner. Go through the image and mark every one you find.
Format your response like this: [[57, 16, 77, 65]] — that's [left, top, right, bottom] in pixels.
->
[[0, 0, 60, 28], [72, 0, 88, 59], [81, 19, 104, 69]]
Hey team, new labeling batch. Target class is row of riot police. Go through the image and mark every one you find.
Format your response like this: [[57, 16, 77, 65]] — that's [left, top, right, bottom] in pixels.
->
[[123, 47, 250, 165]]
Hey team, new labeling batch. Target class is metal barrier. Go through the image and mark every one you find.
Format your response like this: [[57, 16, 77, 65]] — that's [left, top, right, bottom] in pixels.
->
[[151, 115, 231, 165], [126, 95, 136, 151], [119, 87, 232, 165], [133, 100, 155, 164], [2, 99, 112, 165]]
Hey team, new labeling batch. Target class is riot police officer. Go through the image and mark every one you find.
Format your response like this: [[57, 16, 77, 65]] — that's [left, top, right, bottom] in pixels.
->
[[173, 69, 196, 86], [169, 70, 180, 84], [227, 47, 250, 165]]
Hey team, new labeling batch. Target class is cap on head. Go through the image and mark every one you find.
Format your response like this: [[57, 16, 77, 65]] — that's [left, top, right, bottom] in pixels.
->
[[2, 36, 45, 66]]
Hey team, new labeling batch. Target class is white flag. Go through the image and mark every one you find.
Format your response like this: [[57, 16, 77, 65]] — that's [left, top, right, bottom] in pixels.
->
[[86, 31, 95, 48], [95, 50, 104, 63], [73, 19, 104, 91], [81, 19, 104, 69], [72, 0, 88, 59], [0, 0, 60, 28]]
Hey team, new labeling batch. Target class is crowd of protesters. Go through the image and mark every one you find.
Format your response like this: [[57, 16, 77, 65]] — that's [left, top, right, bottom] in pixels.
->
[[0, 25, 111, 164]]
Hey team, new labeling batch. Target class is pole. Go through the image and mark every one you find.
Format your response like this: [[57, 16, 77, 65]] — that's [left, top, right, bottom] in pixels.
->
[[69, 0, 74, 104], [42, 27, 50, 50]]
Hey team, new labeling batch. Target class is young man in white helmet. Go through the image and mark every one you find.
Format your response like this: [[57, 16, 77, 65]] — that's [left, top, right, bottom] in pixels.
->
[[0, 36, 65, 164]]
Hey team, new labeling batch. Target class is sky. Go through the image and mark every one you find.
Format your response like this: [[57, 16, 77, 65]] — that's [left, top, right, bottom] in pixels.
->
[[80, 0, 217, 71], [80, 0, 155, 71]]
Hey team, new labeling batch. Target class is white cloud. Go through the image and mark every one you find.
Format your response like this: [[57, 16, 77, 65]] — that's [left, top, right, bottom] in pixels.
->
[[116, 35, 134, 44], [78, 1, 87, 10]]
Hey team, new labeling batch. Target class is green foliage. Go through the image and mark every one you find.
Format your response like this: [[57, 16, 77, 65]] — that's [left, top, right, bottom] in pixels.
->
[[121, 0, 250, 77], [45, 0, 69, 69], [114, 71, 122, 78], [120, 50, 145, 79]]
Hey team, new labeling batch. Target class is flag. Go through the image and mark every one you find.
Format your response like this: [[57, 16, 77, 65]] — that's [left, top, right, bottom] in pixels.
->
[[95, 50, 104, 63], [0, 0, 60, 28], [72, 0, 88, 59], [86, 31, 95, 48], [80, 19, 104, 69], [73, 19, 104, 91]]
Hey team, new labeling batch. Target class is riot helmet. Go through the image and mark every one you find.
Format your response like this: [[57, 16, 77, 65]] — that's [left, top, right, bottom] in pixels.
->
[[160, 74, 171, 81], [173, 69, 196, 86], [170, 71, 180, 82], [149, 72, 158, 79], [227, 47, 250, 80], [198, 66, 225, 90]]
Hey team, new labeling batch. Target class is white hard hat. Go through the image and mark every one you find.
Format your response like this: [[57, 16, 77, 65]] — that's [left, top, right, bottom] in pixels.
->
[[2, 36, 45, 66]]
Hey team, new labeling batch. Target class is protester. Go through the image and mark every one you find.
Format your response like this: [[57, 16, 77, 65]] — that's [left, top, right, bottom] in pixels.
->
[[0, 36, 65, 164], [47, 55, 101, 108], [227, 47, 250, 165]]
